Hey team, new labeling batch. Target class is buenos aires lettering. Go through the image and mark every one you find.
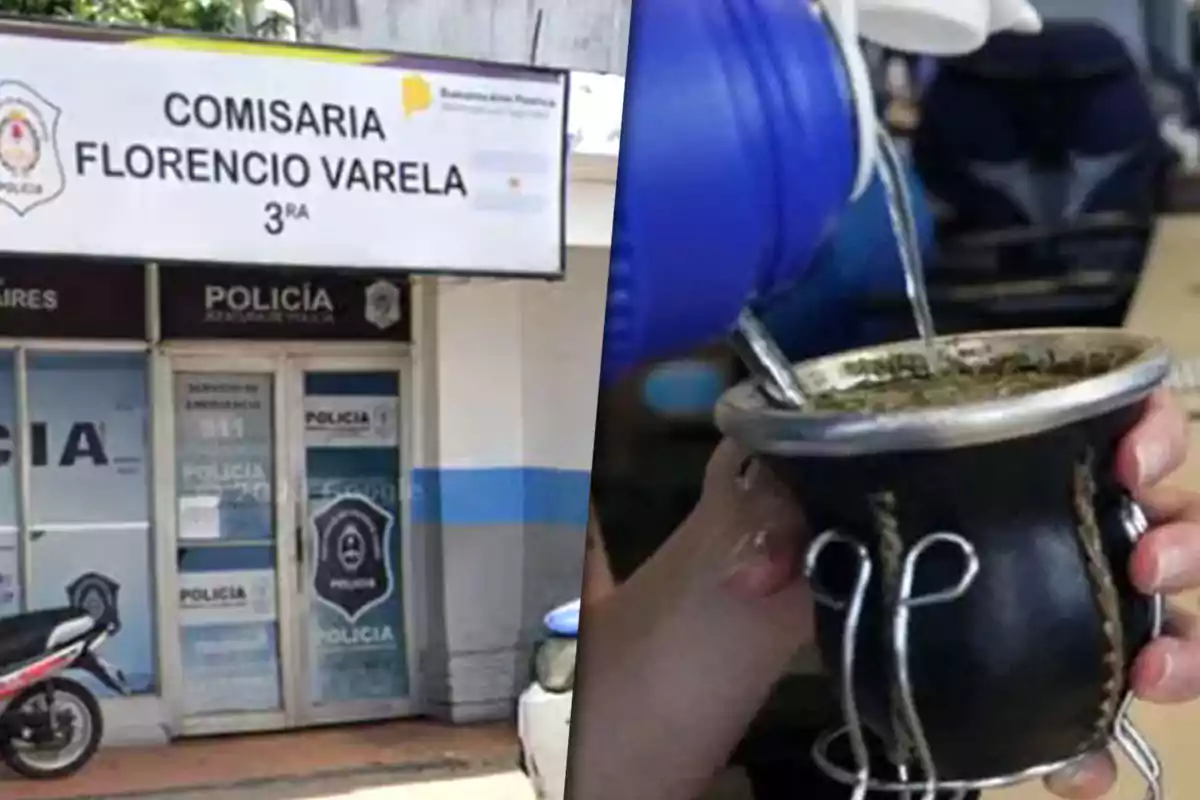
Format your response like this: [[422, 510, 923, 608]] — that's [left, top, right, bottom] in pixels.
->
[[0, 286, 57, 311]]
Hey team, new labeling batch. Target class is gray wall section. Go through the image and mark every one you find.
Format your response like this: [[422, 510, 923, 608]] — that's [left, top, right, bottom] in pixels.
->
[[416, 521, 586, 722], [293, 0, 633, 74]]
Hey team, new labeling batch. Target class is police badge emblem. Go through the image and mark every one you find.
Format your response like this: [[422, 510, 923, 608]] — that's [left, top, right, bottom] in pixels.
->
[[66, 572, 122, 635], [364, 280, 402, 331], [0, 81, 65, 216], [312, 493, 395, 622]]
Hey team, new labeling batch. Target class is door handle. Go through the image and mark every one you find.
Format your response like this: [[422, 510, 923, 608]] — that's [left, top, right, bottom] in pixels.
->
[[295, 522, 306, 587]]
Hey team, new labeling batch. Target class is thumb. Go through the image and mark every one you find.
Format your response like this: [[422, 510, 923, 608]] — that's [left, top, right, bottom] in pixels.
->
[[1044, 751, 1117, 799], [721, 458, 806, 598], [724, 526, 801, 597]]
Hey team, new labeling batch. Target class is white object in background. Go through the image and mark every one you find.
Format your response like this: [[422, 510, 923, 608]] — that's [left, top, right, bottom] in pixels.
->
[[256, 0, 298, 42], [1161, 116, 1200, 173], [819, 0, 1041, 199], [1169, 356, 1200, 394], [819, 0, 879, 200], [853, 0, 1042, 56], [517, 682, 573, 800]]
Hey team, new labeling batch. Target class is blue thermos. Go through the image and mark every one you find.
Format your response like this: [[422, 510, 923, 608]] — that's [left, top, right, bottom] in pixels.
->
[[598, 0, 880, 385]]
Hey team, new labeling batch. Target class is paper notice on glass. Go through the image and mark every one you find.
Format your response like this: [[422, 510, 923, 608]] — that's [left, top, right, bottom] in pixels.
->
[[178, 495, 222, 541]]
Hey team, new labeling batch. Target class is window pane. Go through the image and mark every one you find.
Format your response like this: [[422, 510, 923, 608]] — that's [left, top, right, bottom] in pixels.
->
[[303, 370, 408, 704], [173, 372, 283, 717], [25, 352, 154, 696], [174, 373, 275, 543], [178, 545, 283, 715]]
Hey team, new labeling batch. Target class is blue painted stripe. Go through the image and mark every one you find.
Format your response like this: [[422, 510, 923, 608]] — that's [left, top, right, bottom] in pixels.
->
[[412, 467, 591, 527]]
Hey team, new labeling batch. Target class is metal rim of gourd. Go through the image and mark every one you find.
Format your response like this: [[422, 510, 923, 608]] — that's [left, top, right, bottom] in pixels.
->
[[714, 327, 1172, 456]]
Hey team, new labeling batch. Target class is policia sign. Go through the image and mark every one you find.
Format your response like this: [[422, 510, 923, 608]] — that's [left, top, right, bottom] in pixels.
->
[[0, 20, 567, 277], [159, 266, 411, 341]]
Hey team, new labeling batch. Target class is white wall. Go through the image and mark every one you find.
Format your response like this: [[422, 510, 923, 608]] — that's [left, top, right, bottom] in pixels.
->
[[521, 247, 610, 471], [566, 177, 617, 250], [432, 277, 525, 469], [430, 249, 608, 472], [422, 246, 609, 722]]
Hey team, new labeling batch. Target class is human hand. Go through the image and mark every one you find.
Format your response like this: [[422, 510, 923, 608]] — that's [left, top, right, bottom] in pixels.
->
[[1045, 389, 1200, 799], [718, 389, 1200, 799], [702, 436, 810, 600]]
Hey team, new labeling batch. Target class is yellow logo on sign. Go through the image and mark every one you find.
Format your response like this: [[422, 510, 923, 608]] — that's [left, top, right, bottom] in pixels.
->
[[401, 74, 432, 117]]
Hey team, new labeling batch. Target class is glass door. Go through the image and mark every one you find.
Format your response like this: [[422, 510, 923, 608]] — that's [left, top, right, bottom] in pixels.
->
[[289, 356, 411, 725], [168, 355, 296, 735]]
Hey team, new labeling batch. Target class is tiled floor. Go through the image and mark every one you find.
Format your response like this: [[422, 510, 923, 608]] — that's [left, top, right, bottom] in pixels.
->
[[0, 719, 518, 800]]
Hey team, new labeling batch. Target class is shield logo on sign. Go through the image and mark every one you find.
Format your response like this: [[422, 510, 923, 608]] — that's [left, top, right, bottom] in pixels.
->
[[364, 280, 402, 331], [66, 572, 122, 635], [0, 81, 66, 216], [312, 493, 395, 623]]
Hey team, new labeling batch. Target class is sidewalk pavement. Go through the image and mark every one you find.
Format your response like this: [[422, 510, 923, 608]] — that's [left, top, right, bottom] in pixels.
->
[[0, 719, 519, 800], [122, 769, 539, 800]]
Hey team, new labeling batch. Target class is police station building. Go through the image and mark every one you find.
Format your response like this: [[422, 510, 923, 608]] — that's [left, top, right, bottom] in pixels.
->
[[0, 19, 618, 742]]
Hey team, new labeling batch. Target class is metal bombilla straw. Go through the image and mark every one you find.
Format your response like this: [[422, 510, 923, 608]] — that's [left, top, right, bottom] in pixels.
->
[[729, 308, 809, 408]]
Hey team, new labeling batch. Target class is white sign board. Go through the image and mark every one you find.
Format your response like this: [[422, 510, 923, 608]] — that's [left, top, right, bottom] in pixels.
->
[[179, 568, 279, 627], [0, 23, 568, 276], [304, 395, 399, 449]]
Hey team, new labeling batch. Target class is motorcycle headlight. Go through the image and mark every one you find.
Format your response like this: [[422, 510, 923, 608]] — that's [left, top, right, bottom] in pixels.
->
[[534, 636, 577, 693]]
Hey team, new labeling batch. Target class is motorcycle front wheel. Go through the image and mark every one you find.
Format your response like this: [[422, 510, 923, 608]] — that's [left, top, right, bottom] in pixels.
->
[[0, 677, 104, 780]]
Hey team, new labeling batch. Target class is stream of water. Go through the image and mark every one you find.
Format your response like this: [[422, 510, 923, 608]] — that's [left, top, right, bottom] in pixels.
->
[[874, 127, 942, 370], [731, 126, 941, 407]]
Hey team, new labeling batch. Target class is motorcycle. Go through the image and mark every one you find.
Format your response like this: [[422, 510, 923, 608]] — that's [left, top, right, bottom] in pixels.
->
[[0, 607, 128, 779]]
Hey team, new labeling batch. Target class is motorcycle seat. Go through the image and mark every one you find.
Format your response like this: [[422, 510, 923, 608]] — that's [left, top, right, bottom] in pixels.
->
[[0, 608, 96, 668]]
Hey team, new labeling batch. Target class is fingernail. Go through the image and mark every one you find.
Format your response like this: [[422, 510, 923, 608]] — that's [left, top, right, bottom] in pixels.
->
[[1136, 440, 1169, 486], [1046, 751, 1117, 798], [1047, 762, 1086, 791], [1156, 646, 1177, 690], [725, 527, 793, 585], [735, 457, 760, 493], [1152, 543, 1186, 590], [728, 529, 771, 571]]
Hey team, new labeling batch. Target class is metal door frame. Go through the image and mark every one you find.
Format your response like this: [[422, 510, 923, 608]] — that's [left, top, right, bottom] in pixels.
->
[[287, 352, 416, 727], [156, 352, 297, 736], [156, 346, 419, 735]]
